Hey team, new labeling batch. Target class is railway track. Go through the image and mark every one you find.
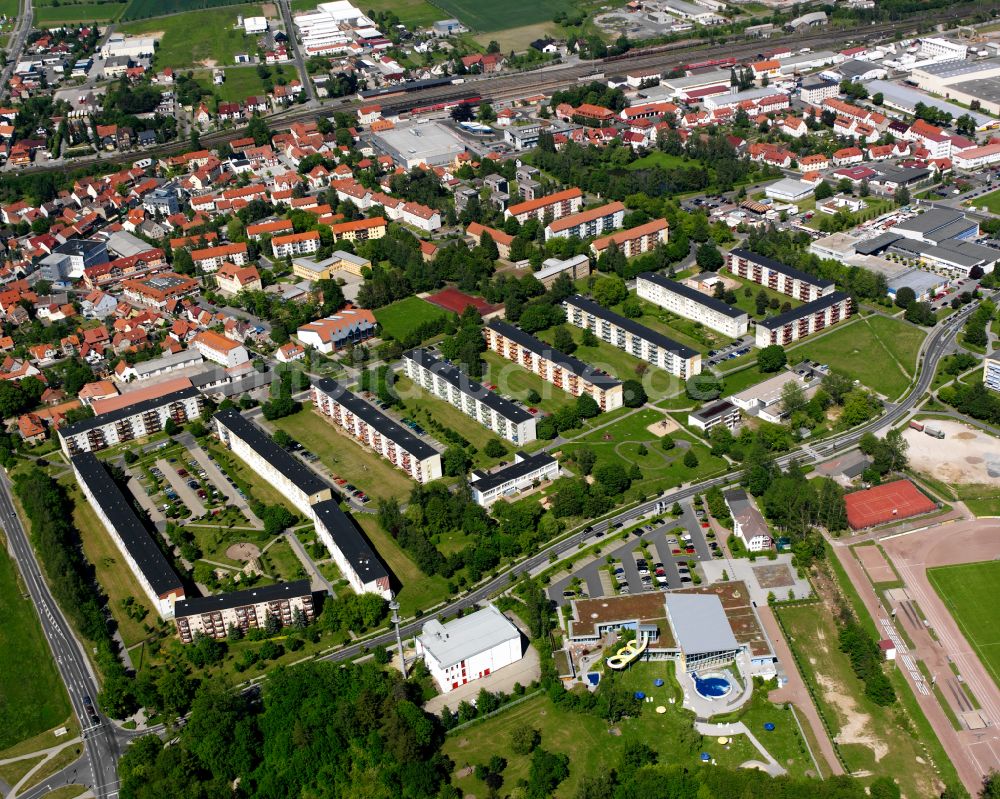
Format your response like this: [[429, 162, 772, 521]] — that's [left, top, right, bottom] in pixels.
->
[[11, 9, 979, 175]]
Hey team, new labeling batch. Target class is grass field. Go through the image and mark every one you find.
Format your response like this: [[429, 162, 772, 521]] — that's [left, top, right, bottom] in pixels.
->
[[119, 5, 265, 68], [122, 0, 252, 20], [35, 2, 127, 23], [70, 490, 158, 648], [0, 542, 72, 751], [373, 296, 453, 343], [431, 0, 574, 31], [625, 151, 689, 171], [482, 350, 576, 414], [776, 600, 943, 796], [0, 0, 17, 16], [193, 67, 275, 105], [205, 442, 300, 514], [291, 0, 440, 27], [271, 409, 417, 502], [929, 560, 1000, 689], [613, 295, 732, 354], [973, 188, 1000, 215], [788, 315, 925, 400]]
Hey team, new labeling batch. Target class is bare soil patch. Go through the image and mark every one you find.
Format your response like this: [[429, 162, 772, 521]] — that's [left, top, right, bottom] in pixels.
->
[[226, 542, 261, 561], [752, 563, 795, 589], [905, 420, 1000, 485], [646, 416, 679, 437], [855, 545, 896, 584]]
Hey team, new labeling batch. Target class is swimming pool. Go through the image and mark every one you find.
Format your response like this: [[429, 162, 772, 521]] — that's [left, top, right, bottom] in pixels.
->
[[693, 672, 733, 700]]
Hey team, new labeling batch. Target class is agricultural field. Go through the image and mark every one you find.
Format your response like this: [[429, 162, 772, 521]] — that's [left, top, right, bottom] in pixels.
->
[[0, 0, 17, 16], [373, 296, 453, 343], [0, 542, 72, 751], [928, 560, 1000, 688], [775, 600, 945, 797], [431, 0, 574, 32], [35, 1, 127, 24], [121, 0, 251, 20], [118, 4, 267, 68], [788, 315, 925, 400]]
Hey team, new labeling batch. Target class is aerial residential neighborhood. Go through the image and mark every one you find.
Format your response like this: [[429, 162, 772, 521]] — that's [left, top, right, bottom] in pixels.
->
[[3, 0, 1000, 798]]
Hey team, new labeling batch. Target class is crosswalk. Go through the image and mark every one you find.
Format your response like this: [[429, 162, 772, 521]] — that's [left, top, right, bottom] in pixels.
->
[[880, 617, 929, 695]]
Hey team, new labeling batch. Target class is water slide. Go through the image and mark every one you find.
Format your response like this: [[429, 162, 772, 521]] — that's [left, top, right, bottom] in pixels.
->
[[605, 631, 649, 670]]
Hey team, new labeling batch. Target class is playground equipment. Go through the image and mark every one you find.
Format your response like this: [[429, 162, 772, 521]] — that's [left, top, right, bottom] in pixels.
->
[[605, 631, 649, 670]]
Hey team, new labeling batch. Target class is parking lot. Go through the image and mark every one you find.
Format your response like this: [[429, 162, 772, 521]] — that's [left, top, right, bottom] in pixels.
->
[[547, 499, 722, 606], [706, 335, 755, 368]]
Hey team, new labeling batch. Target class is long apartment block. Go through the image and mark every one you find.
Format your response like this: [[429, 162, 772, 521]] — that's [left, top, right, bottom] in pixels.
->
[[755, 291, 852, 347], [213, 408, 333, 515], [544, 201, 625, 241], [636, 272, 749, 338], [72, 452, 186, 619], [312, 500, 391, 599], [505, 188, 584, 224], [725, 248, 835, 302], [175, 580, 314, 643], [403, 348, 536, 446], [59, 385, 203, 456], [483, 319, 624, 411], [590, 218, 668, 258], [312, 377, 443, 483], [563, 294, 701, 380]]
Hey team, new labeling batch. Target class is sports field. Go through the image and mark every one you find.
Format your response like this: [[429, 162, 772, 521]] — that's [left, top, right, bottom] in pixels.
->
[[0, 542, 71, 750], [373, 295, 452, 342], [788, 315, 926, 400], [118, 4, 265, 68], [929, 560, 1000, 689]]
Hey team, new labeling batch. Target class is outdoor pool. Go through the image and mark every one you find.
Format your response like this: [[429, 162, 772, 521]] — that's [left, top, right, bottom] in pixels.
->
[[693, 672, 733, 700]]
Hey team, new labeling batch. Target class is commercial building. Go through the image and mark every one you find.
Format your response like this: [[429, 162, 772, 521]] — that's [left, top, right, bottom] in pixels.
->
[[100, 34, 157, 59], [535, 254, 591, 288], [688, 400, 741, 433], [192, 330, 250, 368], [59, 382, 203, 455], [214, 408, 334, 515], [729, 370, 811, 423], [296, 308, 377, 353], [910, 57, 1000, 118], [175, 580, 314, 642], [544, 201, 625, 241], [372, 121, 468, 168], [403, 348, 536, 445], [293, 251, 370, 281], [114, 349, 204, 383], [312, 377, 443, 483], [764, 178, 815, 203], [122, 272, 200, 310], [636, 272, 749, 338], [891, 208, 978, 244], [563, 294, 701, 379], [664, 593, 742, 672], [72, 452, 185, 619], [505, 188, 584, 224], [590, 218, 669, 258], [755, 291, 852, 348], [723, 488, 772, 551], [469, 451, 559, 506], [865, 79, 994, 131], [416, 604, 523, 693], [312, 499, 392, 598], [271, 230, 320, 259], [484, 320, 624, 411], [725, 248, 834, 302]]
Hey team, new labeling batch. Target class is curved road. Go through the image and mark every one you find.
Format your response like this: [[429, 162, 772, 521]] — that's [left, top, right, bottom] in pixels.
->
[[0, 295, 983, 796]]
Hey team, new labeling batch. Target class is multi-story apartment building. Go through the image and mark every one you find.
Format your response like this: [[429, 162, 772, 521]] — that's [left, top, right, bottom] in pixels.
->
[[271, 230, 321, 259], [403, 348, 536, 445], [984, 354, 1000, 392], [191, 242, 248, 272], [192, 330, 250, 368], [755, 291, 852, 347], [59, 383, 203, 455], [246, 219, 293, 240], [175, 580, 314, 642], [312, 499, 392, 598], [331, 216, 386, 242], [469, 451, 560, 506], [483, 320, 624, 411], [544, 201, 625, 241], [725, 249, 835, 302], [590, 218, 669, 258], [505, 188, 584, 224], [72, 452, 185, 619], [636, 273, 749, 338], [214, 408, 333, 515], [312, 377, 443, 483], [563, 294, 701, 379]]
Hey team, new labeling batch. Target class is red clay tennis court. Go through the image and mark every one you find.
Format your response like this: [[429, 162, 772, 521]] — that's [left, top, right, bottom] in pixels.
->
[[426, 288, 498, 316], [845, 479, 937, 529]]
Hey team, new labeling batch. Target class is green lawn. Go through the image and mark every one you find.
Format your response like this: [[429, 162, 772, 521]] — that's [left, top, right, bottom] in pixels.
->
[[482, 350, 577, 414], [929, 561, 1000, 689], [0, 542, 72, 751], [787, 315, 926, 400], [775, 601, 944, 797], [719, 365, 771, 396], [119, 5, 265, 68], [613, 296, 732, 354], [625, 151, 689, 171], [35, 2, 127, 23], [429, 0, 574, 31], [270, 409, 417, 503], [0, 0, 18, 16], [727, 274, 802, 320], [355, 515, 450, 618], [373, 296, 453, 343], [259, 538, 308, 583], [974, 188, 1000, 214], [193, 67, 278, 105]]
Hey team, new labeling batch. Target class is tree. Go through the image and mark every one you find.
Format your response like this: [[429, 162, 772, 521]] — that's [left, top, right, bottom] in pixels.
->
[[510, 726, 541, 755], [483, 438, 507, 459], [442, 446, 471, 476], [622, 379, 646, 407], [594, 463, 630, 495], [814, 181, 834, 201], [576, 392, 600, 419], [780, 380, 807, 416], [696, 242, 724, 271], [757, 344, 787, 373], [592, 275, 628, 307], [894, 286, 916, 309], [163, 418, 180, 436], [581, 328, 599, 347], [683, 449, 699, 468], [552, 325, 577, 354], [896, 185, 910, 206]]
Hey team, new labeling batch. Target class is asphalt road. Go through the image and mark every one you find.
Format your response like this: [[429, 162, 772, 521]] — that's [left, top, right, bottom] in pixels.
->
[[278, 0, 315, 103], [0, 0, 33, 100]]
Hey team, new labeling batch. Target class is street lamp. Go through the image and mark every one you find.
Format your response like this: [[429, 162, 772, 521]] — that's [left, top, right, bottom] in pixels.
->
[[390, 594, 407, 679]]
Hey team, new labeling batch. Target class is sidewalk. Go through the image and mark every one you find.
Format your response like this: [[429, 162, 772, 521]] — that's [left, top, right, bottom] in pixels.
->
[[287, 530, 335, 595]]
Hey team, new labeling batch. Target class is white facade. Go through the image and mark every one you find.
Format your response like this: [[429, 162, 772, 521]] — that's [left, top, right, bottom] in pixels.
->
[[984, 355, 1000, 392], [193, 332, 250, 368], [403, 349, 536, 446], [175, 582, 313, 642], [470, 452, 559, 506], [417, 605, 522, 693], [726, 249, 835, 302], [272, 231, 321, 259], [688, 400, 741, 433], [755, 292, 852, 348], [243, 15, 268, 34], [636, 273, 749, 338], [563, 294, 701, 379], [312, 500, 392, 599], [544, 202, 625, 241], [100, 34, 157, 59]]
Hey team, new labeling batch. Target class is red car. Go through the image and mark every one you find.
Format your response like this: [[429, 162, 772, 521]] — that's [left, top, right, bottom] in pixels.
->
[[701, 522, 710, 528], [671, 548, 681, 555]]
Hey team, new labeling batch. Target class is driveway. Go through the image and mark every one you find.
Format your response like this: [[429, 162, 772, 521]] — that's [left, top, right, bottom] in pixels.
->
[[178, 432, 263, 527], [424, 637, 540, 716], [157, 458, 206, 516]]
